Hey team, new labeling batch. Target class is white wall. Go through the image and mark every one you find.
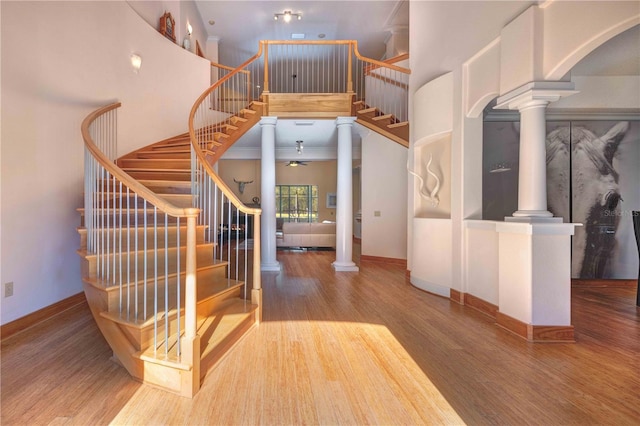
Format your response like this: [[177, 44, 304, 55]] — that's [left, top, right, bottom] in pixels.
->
[[1, 1, 210, 324], [411, 219, 452, 297], [361, 132, 407, 260], [464, 221, 499, 305], [410, 2, 639, 300]]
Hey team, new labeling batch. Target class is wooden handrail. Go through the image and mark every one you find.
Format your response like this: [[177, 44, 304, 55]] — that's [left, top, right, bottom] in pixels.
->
[[353, 43, 411, 74], [189, 46, 264, 216], [81, 103, 198, 219], [211, 61, 250, 75], [365, 73, 408, 90], [262, 40, 354, 46], [384, 53, 409, 64]]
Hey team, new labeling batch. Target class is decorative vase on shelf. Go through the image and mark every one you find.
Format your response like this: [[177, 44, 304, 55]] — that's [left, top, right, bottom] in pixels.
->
[[633, 211, 640, 307]]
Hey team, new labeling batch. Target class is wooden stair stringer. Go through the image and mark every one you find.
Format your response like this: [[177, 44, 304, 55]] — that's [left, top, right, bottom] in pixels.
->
[[205, 101, 264, 164], [82, 281, 144, 383], [199, 300, 258, 380], [355, 117, 409, 148]]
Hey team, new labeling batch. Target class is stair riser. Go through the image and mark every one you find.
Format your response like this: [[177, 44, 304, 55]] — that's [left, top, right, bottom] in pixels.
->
[[117, 159, 191, 169], [88, 194, 170, 208], [106, 266, 230, 318], [78, 225, 207, 251], [90, 194, 194, 209], [80, 211, 185, 226], [141, 183, 191, 194], [82, 244, 216, 279], [134, 151, 191, 160], [116, 285, 242, 351], [123, 170, 191, 181]]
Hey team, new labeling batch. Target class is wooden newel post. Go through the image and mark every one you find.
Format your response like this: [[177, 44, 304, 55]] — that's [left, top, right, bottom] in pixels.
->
[[252, 212, 262, 322], [633, 211, 640, 307], [263, 42, 270, 93], [181, 211, 201, 397], [347, 42, 353, 93]]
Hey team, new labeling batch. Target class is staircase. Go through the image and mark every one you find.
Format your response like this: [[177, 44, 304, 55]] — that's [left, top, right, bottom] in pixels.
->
[[352, 101, 409, 148], [79, 102, 263, 397], [79, 40, 408, 398]]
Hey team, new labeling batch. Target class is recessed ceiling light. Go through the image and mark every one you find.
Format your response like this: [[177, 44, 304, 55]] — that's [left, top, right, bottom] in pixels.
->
[[291, 33, 305, 39], [208, 19, 215, 25], [318, 33, 326, 39]]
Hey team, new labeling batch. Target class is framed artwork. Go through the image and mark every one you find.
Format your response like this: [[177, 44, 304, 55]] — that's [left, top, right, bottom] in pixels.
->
[[159, 12, 176, 43], [326, 193, 337, 208], [482, 119, 640, 279]]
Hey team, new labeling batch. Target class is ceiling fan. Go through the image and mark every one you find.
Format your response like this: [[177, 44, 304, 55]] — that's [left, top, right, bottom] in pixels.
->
[[285, 160, 309, 167]]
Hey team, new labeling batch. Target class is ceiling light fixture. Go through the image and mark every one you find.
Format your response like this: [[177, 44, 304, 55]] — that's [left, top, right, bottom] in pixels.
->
[[296, 140, 304, 154], [274, 10, 302, 22]]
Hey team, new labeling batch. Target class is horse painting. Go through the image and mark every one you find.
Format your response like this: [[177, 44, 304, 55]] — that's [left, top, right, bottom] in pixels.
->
[[546, 121, 629, 278]]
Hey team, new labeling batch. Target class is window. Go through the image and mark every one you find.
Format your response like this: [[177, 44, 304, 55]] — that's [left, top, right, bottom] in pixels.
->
[[276, 185, 319, 223]]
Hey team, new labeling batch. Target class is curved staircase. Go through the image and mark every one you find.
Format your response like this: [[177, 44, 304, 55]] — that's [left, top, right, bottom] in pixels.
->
[[78, 101, 263, 397], [79, 40, 408, 398]]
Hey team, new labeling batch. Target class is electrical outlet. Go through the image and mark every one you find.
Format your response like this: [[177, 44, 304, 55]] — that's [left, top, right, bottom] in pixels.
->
[[374, 211, 381, 217], [4, 282, 14, 298]]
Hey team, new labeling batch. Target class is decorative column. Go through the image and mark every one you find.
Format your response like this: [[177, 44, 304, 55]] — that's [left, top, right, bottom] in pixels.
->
[[259, 117, 280, 271], [492, 82, 579, 342], [494, 82, 577, 221], [333, 117, 359, 272]]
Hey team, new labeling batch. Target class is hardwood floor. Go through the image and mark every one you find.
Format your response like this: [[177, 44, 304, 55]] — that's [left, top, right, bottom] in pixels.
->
[[2, 249, 639, 425]]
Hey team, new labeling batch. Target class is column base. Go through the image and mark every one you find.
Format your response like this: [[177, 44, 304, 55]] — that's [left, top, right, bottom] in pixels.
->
[[261, 261, 281, 272], [505, 215, 563, 224], [332, 261, 359, 272], [511, 209, 554, 218]]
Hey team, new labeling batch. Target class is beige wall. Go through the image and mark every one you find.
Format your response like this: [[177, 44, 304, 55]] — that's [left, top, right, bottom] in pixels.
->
[[218, 160, 261, 205], [218, 160, 339, 222]]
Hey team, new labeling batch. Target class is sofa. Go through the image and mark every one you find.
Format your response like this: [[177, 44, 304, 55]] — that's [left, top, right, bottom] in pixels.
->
[[276, 222, 336, 248]]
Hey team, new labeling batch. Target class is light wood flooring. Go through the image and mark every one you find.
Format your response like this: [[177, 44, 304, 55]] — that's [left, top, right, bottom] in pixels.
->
[[1, 249, 639, 425]]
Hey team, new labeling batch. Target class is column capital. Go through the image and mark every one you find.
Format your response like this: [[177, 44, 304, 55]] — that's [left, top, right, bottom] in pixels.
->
[[336, 116, 356, 127], [260, 116, 278, 127], [494, 81, 578, 111]]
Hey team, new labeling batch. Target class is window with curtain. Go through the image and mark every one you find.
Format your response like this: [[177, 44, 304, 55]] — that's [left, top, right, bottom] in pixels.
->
[[276, 185, 319, 223]]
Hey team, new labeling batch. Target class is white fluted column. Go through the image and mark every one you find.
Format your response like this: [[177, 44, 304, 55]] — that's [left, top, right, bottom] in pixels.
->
[[333, 117, 359, 272], [494, 82, 577, 221], [259, 117, 280, 271]]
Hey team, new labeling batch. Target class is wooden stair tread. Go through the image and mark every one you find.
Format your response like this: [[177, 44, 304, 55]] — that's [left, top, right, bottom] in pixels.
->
[[388, 121, 409, 129], [139, 179, 191, 187], [372, 114, 393, 121], [356, 107, 377, 114], [121, 167, 190, 172], [81, 261, 225, 290], [137, 299, 256, 367], [199, 300, 257, 359], [77, 242, 216, 260], [100, 278, 244, 329]]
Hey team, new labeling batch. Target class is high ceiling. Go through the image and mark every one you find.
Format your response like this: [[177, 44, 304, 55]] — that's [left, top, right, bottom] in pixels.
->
[[193, 1, 638, 159], [195, 0, 409, 66]]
